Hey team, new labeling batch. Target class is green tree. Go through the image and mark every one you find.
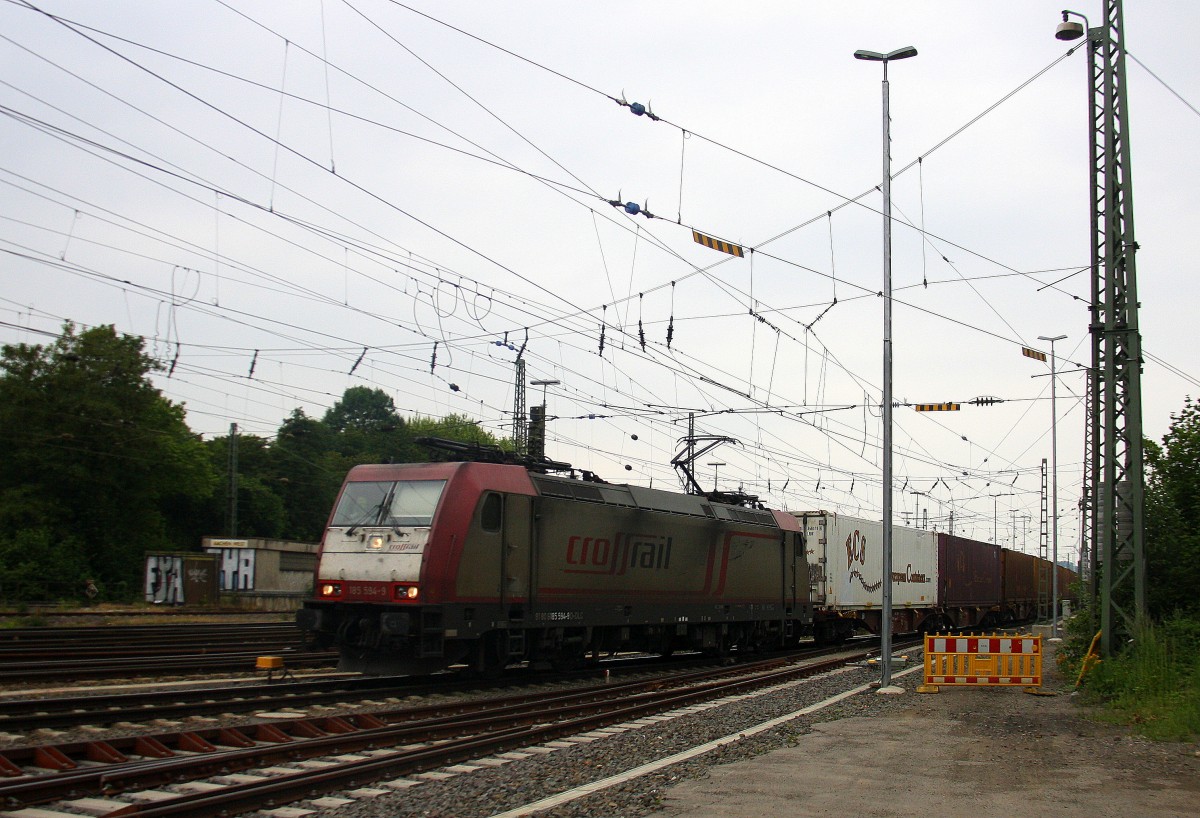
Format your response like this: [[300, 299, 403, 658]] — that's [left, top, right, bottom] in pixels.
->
[[0, 324, 216, 598], [322, 386, 402, 434], [405, 413, 510, 461], [1144, 396, 1200, 618], [270, 409, 343, 541], [322, 386, 417, 465], [200, 432, 286, 539]]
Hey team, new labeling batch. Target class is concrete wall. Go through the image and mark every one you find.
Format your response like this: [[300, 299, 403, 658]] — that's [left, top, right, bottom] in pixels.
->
[[202, 537, 317, 603]]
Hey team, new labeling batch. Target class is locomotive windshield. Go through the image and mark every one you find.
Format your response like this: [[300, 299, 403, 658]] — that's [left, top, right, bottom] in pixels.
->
[[331, 480, 446, 529]]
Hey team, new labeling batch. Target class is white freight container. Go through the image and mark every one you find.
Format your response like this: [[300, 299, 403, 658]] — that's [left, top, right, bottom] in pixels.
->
[[795, 511, 938, 611]]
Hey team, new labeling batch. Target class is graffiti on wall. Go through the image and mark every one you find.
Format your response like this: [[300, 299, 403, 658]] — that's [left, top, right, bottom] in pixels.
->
[[145, 554, 184, 605]]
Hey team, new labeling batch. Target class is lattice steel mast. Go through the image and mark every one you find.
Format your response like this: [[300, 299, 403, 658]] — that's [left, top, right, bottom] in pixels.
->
[[1061, 0, 1146, 654], [513, 358, 528, 456]]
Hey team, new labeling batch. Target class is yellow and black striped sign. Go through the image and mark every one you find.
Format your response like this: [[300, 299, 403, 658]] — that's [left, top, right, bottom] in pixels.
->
[[1021, 347, 1047, 362], [692, 230, 744, 258], [914, 403, 961, 412]]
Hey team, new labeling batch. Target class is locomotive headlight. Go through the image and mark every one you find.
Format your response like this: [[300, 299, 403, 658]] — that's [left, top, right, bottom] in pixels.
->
[[367, 535, 385, 550], [319, 582, 342, 598], [406, 585, 419, 599], [394, 584, 420, 600]]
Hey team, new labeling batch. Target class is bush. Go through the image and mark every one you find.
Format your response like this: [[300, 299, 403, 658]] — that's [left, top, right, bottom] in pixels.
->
[[0, 528, 90, 603], [1079, 614, 1200, 741]]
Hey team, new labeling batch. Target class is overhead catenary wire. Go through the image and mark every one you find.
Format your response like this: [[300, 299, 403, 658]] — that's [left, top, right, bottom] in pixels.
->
[[3, 1, 1170, 540]]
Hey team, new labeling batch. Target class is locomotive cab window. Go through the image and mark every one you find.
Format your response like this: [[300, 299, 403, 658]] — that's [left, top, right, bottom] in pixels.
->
[[331, 480, 446, 528], [480, 492, 502, 532]]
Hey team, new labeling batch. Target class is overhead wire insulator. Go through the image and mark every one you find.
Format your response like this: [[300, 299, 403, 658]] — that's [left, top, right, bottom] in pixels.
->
[[616, 93, 660, 121], [606, 194, 656, 219]]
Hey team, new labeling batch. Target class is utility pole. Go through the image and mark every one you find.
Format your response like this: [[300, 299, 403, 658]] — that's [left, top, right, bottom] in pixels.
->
[[1038, 459, 1050, 623], [1040, 334, 1068, 639], [226, 422, 238, 538]]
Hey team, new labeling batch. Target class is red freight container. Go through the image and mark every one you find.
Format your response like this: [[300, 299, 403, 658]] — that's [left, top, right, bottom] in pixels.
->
[[937, 534, 1001, 609], [1002, 548, 1040, 621], [1002, 549, 1039, 603], [935, 534, 1000, 628], [1056, 563, 1079, 603]]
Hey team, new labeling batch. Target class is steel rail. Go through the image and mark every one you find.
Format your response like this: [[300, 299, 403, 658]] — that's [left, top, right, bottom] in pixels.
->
[[0, 646, 888, 813]]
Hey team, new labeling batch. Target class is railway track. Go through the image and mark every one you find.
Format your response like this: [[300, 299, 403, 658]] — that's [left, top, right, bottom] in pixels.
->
[[0, 642, 899, 817], [0, 622, 337, 683], [0, 640, 880, 732], [0, 622, 303, 654]]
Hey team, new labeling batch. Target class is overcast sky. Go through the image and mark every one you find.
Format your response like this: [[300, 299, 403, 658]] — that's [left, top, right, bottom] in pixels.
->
[[2, 1, 1197, 554]]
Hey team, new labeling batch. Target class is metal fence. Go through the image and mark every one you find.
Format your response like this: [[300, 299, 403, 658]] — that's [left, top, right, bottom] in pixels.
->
[[919, 633, 1043, 692]]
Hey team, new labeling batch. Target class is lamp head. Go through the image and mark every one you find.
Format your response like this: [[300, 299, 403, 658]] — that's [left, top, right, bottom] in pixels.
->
[[1055, 20, 1085, 40], [854, 46, 918, 62]]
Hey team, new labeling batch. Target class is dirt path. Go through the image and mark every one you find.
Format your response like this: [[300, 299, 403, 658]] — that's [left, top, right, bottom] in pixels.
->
[[650, 644, 1200, 817]]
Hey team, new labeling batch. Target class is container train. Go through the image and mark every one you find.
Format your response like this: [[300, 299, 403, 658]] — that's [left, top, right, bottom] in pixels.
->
[[296, 453, 1076, 676]]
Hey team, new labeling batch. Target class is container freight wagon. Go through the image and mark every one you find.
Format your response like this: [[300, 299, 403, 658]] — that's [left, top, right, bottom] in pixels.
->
[[794, 511, 937, 642], [934, 534, 1001, 630], [1001, 548, 1040, 622], [297, 461, 813, 675], [1056, 563, 1078, 608]]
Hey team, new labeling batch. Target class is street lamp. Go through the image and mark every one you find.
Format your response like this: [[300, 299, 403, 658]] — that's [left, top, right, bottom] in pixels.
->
[[530, 379, 560, 407], [707, 462, 725, 493], [1055, 9, 1090, 42], [529, 379, 560, 460], [1038, 334, 1068, 640], [855, 44, 917, 694], [910, 490, 925, 530]]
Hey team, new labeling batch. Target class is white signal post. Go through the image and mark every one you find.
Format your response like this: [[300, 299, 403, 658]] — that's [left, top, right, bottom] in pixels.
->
[[854, 45, 917, 694]]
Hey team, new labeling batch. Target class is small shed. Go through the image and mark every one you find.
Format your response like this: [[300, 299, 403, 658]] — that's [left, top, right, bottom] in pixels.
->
[[202, 537, 319, 611], [144, 552, 218, 606]]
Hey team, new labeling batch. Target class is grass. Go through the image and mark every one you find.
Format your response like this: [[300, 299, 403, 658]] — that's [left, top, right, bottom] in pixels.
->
[[1074, 614, 1200, 741]]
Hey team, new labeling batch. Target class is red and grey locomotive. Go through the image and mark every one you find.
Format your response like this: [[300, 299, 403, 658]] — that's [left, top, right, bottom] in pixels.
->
[[296, 453, 811, 675]]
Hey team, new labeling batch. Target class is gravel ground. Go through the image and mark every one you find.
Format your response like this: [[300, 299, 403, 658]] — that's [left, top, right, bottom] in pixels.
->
[[319, 661, 900, 818]]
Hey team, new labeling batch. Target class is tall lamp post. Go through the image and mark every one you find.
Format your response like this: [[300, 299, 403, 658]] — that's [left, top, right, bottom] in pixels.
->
[[529, 379, 560, 461], [1038, 334, 1067, 639], [854, 45, 917, 693], [707, 462, 725, 493]]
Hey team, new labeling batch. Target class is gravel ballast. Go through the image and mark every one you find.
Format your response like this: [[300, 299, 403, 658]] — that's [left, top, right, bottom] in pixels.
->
[[315, 659, 910, 818]]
